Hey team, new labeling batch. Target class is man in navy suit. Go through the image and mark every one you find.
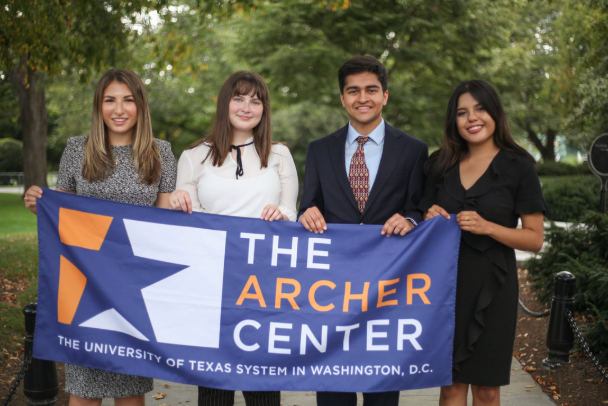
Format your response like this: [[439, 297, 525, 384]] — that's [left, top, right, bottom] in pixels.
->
[[298, 55, 428, 406]]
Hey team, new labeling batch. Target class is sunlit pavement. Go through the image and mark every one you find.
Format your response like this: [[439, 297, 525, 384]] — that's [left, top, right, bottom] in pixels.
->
[[100, 357, 554, 406]]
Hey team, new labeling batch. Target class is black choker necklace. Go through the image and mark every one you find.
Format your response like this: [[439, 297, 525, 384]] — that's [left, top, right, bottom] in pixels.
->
[[230, 141, 254, 179]]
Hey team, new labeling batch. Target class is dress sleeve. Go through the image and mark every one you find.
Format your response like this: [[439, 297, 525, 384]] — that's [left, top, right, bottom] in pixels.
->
[[275, 144, 299, 222], [417, 171, 438, 213], [157, 140, 177, 194], [175, 149, 203, 212], [55, 137, 78, 192], [515, 158, 548, 215]]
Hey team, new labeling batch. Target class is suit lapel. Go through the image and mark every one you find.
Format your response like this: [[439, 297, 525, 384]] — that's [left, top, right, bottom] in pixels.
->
[[362, 124, 405, 216], [329, 126, 360, 213]]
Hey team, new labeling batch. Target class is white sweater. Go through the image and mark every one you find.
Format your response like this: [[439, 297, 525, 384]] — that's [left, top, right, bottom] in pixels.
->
[[175, 138, 299, 221]]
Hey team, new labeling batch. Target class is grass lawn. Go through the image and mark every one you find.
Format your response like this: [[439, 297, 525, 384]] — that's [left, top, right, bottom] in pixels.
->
[[0, 194, 38, 354], [0, 193, 37, 235]]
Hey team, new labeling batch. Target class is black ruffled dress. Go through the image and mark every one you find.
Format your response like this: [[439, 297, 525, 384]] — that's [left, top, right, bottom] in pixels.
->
[[418, 149, 547, 386]]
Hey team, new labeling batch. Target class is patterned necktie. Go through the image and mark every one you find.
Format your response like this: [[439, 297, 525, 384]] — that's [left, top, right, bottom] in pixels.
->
[[349, 136, 370, 213]]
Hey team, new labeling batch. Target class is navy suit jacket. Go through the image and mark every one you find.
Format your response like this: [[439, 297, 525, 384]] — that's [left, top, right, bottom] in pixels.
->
[[298, 123, 428, 225]]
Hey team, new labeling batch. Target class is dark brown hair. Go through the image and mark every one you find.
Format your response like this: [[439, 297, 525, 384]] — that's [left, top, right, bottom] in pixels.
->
[[189, 71, 272, 168], [338, 56, 388, 94], [425, 79, 533, 180], [83, 69, 161, 184]]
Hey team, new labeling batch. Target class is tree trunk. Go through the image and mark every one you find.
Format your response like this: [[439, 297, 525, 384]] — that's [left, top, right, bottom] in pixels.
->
[[8, 57, 48, 192], [524, 123, 557, 162], [544, 128, 557, 162]]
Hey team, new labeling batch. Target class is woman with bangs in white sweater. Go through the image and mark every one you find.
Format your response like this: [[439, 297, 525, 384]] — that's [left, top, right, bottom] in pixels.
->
[[169, 71, 298, 406]]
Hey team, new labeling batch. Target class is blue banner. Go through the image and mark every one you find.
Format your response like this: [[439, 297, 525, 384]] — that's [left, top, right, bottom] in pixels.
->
[[34, 188, 460, 392]]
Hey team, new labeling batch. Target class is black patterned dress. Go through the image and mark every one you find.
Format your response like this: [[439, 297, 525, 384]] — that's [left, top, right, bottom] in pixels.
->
[[418, 149, 547, 386], [56, 135, 177, 398]]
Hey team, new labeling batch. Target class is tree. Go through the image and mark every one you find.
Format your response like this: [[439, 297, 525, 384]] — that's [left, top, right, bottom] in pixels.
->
[[567, 0, 608, 147], [0, 78, 21, 140], [487, 0, 601, 161], [231, 0, 513, 147], [0, 0, 165, 190]]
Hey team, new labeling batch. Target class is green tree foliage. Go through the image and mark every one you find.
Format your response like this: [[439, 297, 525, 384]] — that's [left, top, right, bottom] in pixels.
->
[[0, 0, 167, 190], [567, 0, 608, 146], [20, 0, 262, 170], [485, 0, 608, 160], [0, 79, 21, 140], [484, 0, 592, 161], [9, 0, 607, 180], [0, 138, 23, 172], [131, 2, 243, 157], [232, 0, 511, 147]]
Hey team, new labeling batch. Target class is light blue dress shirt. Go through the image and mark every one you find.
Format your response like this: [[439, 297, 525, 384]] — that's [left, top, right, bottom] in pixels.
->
[[344, 119, 385, 190]]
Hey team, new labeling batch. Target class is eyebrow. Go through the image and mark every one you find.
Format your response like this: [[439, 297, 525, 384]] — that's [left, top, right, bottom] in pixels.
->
[[457, 103, 483, 111], [345, 85, 380, 91], [103, 94, 134, 99]]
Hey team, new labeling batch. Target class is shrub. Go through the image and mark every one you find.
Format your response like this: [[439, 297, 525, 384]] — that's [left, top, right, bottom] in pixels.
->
[[0, 138, 23, 172], [526, 212, 608, 362], [536, 161, 591, 177], [542, 177, 599, 221]]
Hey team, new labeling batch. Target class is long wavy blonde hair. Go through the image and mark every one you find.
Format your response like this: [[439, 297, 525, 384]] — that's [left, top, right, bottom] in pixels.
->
[[82, 69, 161, 185]]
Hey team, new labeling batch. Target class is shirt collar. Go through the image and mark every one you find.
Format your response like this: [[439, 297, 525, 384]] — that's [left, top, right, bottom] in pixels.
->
[[347, 119, 385, 146]]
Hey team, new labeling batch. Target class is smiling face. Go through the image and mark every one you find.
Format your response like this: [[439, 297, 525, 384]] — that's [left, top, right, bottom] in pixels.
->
[[340, 71, 388, 135], [102, 81, 138, 145], [456, 92, 497, 149], [228, 92, 264, 141]]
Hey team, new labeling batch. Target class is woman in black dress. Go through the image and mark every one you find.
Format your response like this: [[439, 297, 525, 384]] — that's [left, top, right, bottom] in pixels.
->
[[419, 80, 546, 406]]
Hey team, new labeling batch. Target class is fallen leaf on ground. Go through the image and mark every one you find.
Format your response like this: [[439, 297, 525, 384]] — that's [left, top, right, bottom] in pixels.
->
[[525, 385, 535, 388], [524, 366, 537, 372], [164, 384, 171, 388], [152, 393, 167, 400]]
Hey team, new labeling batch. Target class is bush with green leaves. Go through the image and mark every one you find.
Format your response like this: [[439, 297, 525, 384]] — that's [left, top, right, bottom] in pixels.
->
[[0, 137, 23, 172], [526, 212, 608, 362], [535, 161, 591, 177], [542, 177, 600, 221]]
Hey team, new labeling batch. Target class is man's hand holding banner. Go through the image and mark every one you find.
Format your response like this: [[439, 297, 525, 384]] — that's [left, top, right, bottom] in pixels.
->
[[34, 188, 460, 392]]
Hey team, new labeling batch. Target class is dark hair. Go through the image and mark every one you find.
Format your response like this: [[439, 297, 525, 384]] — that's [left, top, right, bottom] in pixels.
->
[[189, 71, 273, 168], [425, 79, 534, 180], [338, 56, 388, 94]]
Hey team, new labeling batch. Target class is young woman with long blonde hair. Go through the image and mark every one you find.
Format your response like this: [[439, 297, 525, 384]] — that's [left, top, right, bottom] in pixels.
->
[[24, 68, 177, 406]]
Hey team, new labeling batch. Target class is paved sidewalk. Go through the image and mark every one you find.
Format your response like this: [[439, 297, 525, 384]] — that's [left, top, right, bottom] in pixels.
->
[[100, 357, 554, 406], [0, 186, 24, 194]]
